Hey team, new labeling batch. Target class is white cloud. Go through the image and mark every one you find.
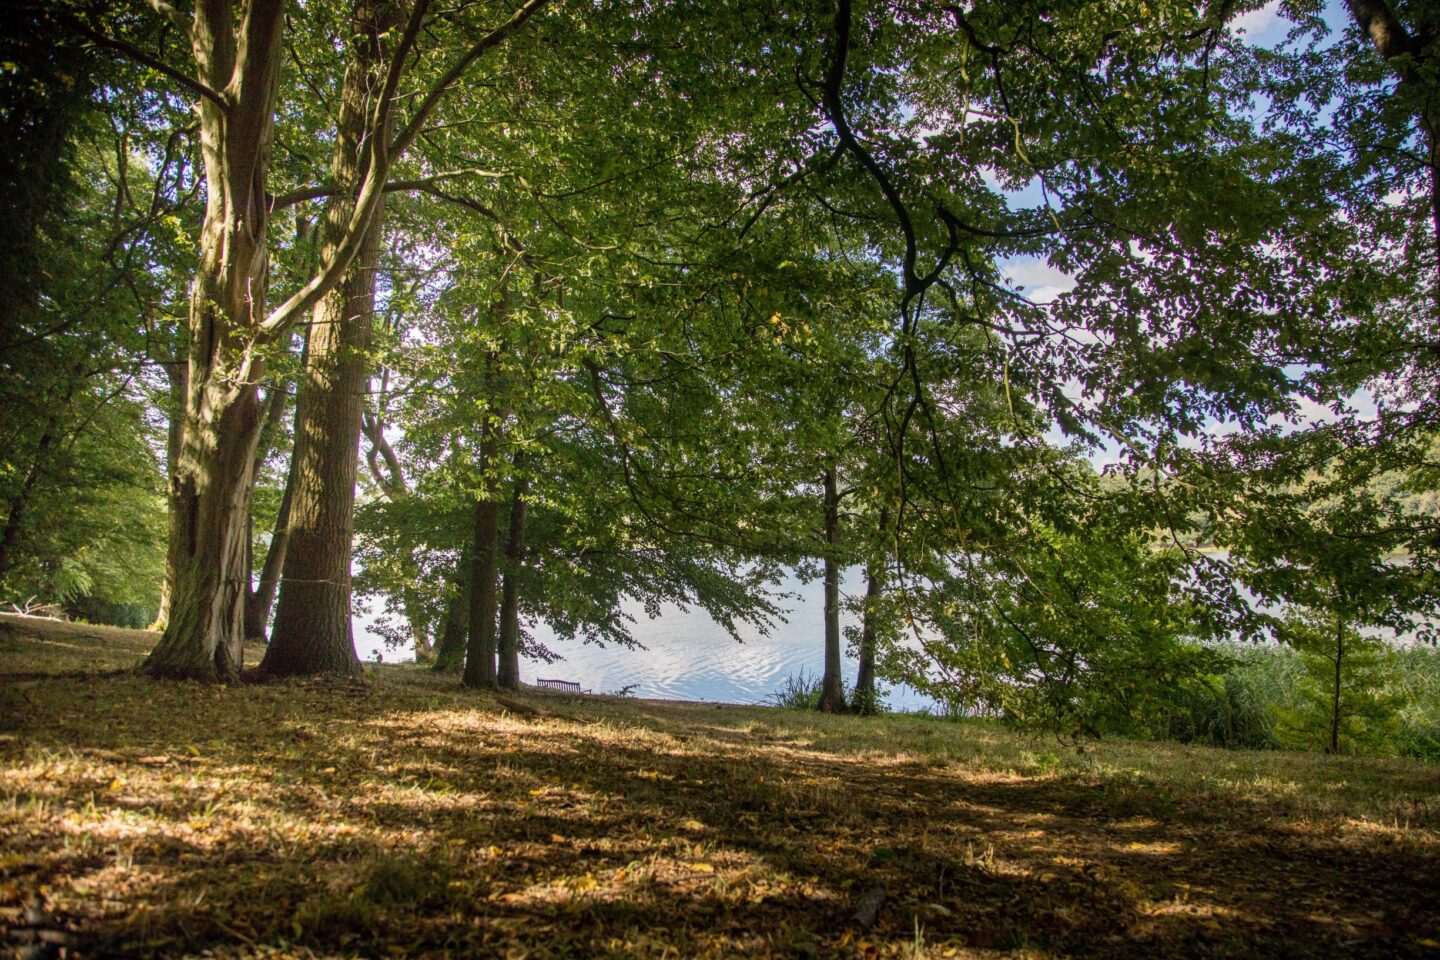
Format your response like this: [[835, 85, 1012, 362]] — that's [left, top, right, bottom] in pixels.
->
[[1230, 0, 1288, 48], [1003, 256, 1075, 305]]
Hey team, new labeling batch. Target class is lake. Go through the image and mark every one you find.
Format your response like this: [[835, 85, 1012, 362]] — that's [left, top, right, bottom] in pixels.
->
[[355, 569, 939, 711]]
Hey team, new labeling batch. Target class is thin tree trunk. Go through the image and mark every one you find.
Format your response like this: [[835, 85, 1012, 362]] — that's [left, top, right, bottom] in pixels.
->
[[407, 585, 434, 663], [852, 506, 888, 715], [1330, 614, 1345, 754], [497, 466, 529, 690], [152, 360, 187, 630], [242, 386, 292, 641], [818, 463, 846, 713], [263, 0, 397, 678], [244, 455, 294, 640]]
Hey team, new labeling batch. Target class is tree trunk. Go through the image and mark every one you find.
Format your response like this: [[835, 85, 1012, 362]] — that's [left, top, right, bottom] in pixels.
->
[[497, 468, 529, 690], [153, 360, 187, 630], [401, 581, 433, 663], [263, 0, 397, 678], [818, 463, 846, 713], [463, 492, 502, 688], [144, 384, 268, 681], [241, 385, 293, 641], [462, 386, 504, 691], [432, 545, 470, 673], [244, 453, 294, 640], [143, 0, 288, 681], [1330, 614, 1345, 754], [852, 507, 889, 715]]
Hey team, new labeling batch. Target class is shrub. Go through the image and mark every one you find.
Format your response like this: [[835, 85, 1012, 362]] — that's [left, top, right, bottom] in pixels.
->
[[767, 669, 851, 711]]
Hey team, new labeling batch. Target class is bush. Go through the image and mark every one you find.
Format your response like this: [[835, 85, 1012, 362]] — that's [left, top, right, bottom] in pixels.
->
[[1154, 641, 1440, 760], [767, 669, 851, 711], [1155, 662, 1284, 750]]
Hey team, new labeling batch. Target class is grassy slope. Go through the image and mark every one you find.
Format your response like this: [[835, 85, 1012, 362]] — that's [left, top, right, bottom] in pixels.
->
[[1, 616, 1437, 959]]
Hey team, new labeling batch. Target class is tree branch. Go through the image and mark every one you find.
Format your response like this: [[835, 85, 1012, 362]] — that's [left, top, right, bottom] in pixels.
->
[[70, 22, 227, 109], [267, 168, 506, 211], [388, 0, 552, 161], [260, 0, 549, 338]]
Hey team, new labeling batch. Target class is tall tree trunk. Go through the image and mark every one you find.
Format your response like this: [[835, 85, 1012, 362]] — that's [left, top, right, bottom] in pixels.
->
[[463, 408, 503, 689], [143, 0, 288, 681], [152, 360, 187, 630], [851, 506, 888, 716], [497, 467, 529, 690], [263, 0, 397, 678], [463, 488, 502, 689], [818, 463, 846, 713]]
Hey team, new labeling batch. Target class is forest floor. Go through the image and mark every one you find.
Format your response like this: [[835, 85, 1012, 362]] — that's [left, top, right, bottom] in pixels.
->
[[2, 614, 1438, 959]]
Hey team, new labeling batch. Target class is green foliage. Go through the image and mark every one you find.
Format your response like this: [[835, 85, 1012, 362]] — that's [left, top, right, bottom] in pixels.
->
[[1153, 641, 1440, 760], [1275, 609, 1403, 755]]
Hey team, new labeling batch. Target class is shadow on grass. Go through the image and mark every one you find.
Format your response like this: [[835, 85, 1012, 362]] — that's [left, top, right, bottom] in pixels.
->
[[2, 662, 1438, 958]]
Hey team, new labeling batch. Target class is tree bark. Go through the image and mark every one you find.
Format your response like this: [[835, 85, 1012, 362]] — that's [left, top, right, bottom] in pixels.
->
[[143, 0, 288, 681], [152, 360, 187, 630], [240, 385, 292, 641], [852, 506, 888, 715], [407, 585, 435, 662], [463, 486, 502, 689], [818, 463, 846, 713], [141, 0, 546, 680], [497, 467, 529, 689], [263, 0, 398, 678], [244, 451, 294, 640]]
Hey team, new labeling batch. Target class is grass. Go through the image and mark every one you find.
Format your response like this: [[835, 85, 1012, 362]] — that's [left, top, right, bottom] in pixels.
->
[[2, 614, 1438, 958]]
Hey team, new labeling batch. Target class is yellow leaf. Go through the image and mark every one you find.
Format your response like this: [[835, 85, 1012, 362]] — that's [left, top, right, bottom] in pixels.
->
[[681, 819, 706, 832], [689, 863, 715, 874]]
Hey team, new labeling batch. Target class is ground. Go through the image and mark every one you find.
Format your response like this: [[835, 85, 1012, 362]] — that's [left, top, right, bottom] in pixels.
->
[[2, 613, 1438, 959]]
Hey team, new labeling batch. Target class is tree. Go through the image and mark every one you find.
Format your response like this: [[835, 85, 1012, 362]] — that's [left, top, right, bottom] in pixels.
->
[[108, 0, 549, 681], [261, 0, 399, 678]]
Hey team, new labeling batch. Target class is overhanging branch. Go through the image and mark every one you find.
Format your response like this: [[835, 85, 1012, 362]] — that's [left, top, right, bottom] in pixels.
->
[[70, 22, 227, 110]]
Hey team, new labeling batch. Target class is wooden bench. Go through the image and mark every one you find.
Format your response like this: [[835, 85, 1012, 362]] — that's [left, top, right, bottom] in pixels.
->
[[536, 678, 584, 693]]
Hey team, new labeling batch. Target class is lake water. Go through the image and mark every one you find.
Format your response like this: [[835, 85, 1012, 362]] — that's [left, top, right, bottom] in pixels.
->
[[355, 570, 938, 711]]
